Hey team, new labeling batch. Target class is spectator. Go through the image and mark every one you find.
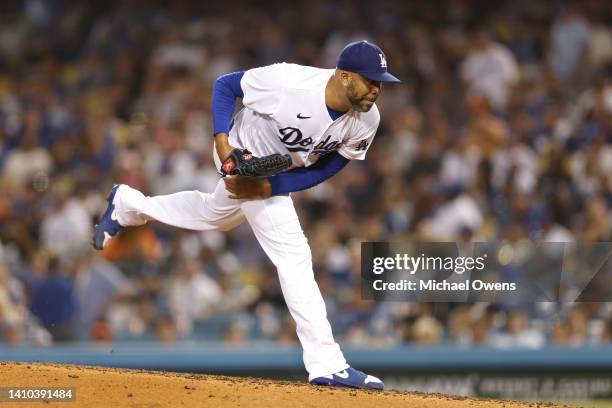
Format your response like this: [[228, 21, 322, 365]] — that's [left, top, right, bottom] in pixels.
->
[[29, 257, 77, 341], [155, 314, 178, 344], [74, 252, 133, 335], [412, 315, 444, 345], [490, 309, 545, 349], [419, 187, 484, 241], [565, 306, 589, 347], [40, 183, 91, 260], [550, 5, 591, 87], [461, 30, 519, 112], [166, 257, 223, 337], [1, 113, 53, 194]]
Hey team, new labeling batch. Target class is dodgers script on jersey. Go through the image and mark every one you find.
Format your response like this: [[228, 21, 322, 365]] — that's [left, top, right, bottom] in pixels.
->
[[228, 63, 380, 168]]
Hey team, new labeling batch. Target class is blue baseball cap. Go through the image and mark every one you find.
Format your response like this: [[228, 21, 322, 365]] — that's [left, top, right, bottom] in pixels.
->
[[337, 40, 401, 83]]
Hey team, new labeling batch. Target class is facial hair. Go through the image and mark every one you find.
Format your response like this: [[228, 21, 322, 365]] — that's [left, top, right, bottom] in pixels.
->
[[346, 81, 372, 112]]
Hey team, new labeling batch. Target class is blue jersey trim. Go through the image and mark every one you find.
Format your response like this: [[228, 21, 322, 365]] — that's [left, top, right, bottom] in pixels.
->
[[268, 152, 349, 195], [327, 106, 346, 121], [212, 71, 245, 135]]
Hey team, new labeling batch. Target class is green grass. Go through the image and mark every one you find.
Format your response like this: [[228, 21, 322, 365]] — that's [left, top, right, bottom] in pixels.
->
[[543, 400, 612, 408]]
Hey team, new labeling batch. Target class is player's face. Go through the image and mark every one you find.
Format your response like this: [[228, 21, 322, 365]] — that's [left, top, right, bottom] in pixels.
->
[[346, 74, 382, 112]]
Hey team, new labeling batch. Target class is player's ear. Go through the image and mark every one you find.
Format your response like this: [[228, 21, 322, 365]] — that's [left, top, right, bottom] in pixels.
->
[[339, 70, 351, 86]]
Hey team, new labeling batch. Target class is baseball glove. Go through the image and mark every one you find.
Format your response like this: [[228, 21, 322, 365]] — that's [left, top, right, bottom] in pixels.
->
[[221, 148, 292, 177]]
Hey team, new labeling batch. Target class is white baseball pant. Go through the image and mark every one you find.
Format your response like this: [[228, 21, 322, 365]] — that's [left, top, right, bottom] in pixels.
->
[[111, 180, 349, 380]]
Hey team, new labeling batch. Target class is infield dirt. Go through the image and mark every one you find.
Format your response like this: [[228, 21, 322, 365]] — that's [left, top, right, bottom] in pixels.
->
[[0, 362, 570, 407]]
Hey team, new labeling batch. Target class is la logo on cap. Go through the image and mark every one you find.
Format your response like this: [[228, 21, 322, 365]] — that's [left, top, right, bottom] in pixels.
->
[[379, 53, 387, 68]]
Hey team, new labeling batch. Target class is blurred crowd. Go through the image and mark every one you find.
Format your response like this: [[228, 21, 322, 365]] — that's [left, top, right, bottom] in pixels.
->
[[1, 0, 611, 349]]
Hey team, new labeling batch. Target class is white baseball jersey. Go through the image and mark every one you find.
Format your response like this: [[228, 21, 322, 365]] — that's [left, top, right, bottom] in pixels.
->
[[228, 63, 380, 168]]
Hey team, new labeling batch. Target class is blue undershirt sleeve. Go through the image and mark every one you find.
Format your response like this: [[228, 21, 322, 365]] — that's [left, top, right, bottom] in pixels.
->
[[212, 71, 245, 136], [268, 152, 350, 195]]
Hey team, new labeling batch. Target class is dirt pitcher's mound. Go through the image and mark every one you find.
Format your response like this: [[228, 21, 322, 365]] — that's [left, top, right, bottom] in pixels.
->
[[0, 362, 565, 408]]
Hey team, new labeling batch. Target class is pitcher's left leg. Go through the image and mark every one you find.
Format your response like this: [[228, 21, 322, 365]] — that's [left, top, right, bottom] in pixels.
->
[[240, 195, 348, 380]]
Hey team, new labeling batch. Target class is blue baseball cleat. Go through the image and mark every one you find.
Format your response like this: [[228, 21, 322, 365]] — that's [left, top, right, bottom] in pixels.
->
[[310, 367, 384, 390], [92, 184, 123, 250]]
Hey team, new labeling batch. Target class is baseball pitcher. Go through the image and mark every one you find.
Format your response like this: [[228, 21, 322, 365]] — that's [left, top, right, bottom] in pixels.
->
[[93, 40, 400, 390]]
